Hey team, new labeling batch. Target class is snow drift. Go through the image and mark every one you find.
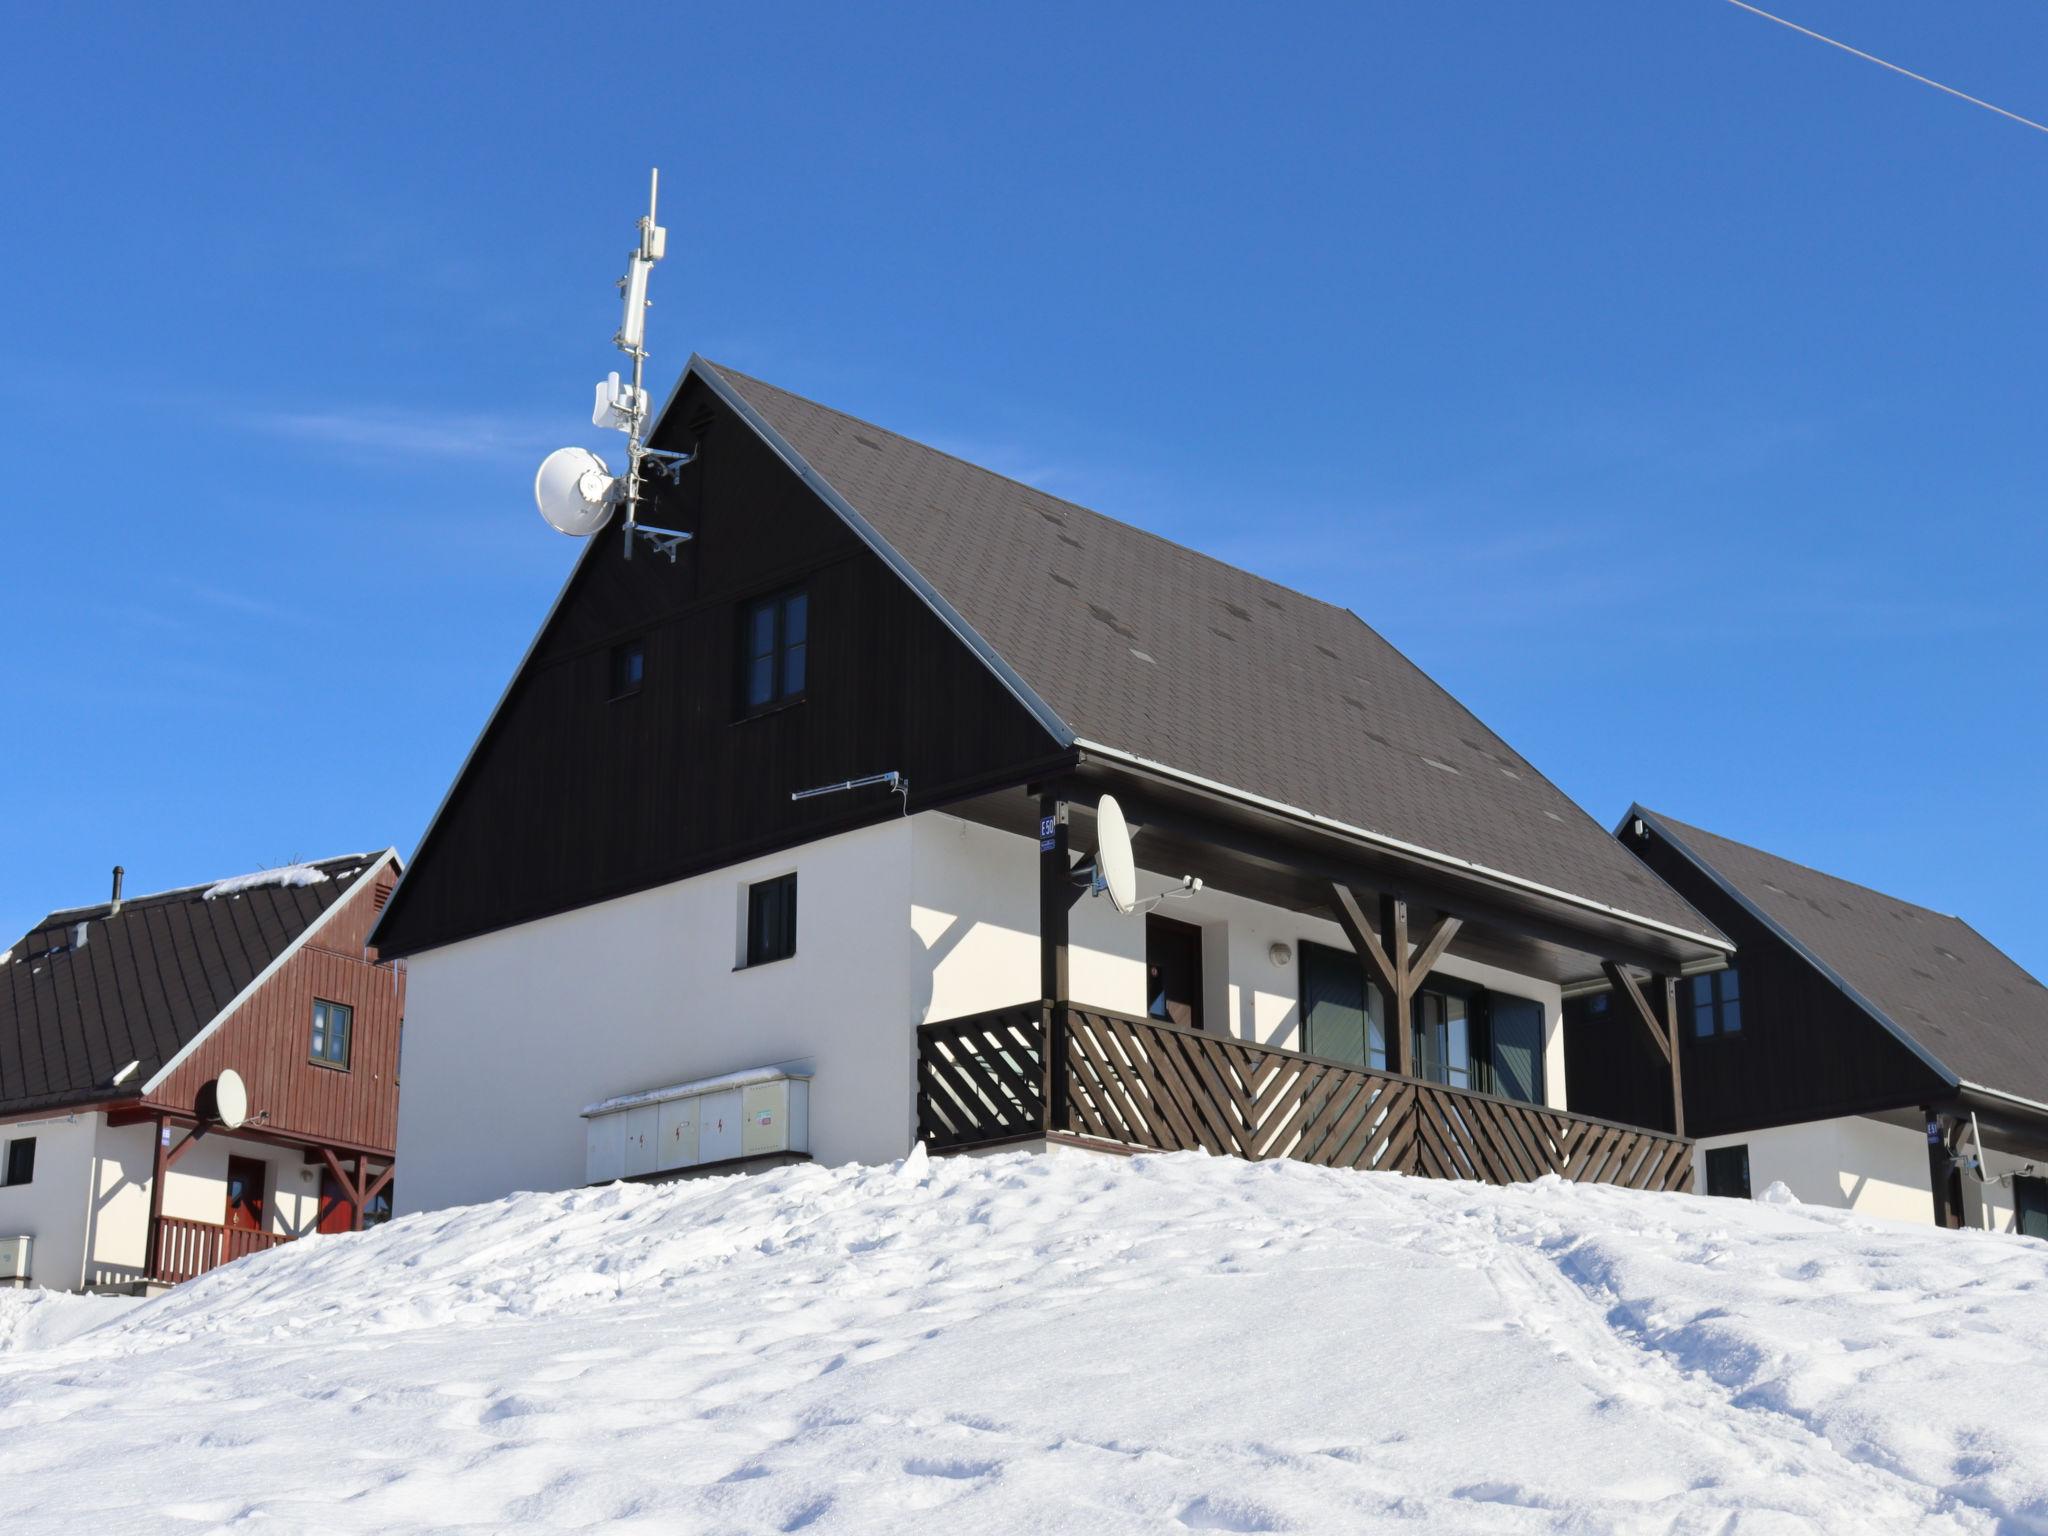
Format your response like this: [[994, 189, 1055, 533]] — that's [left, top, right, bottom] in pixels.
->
[[2, 1148, 2045, 1533]]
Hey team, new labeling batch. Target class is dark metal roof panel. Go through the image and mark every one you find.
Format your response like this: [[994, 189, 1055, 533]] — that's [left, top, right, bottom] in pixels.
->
[[0, 854, 379, 1119], [1639, 809, 2048, 1108], [699, 361, 1723, 948]]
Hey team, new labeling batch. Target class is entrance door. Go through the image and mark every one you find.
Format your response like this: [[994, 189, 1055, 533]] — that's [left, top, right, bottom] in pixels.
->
[[1146, 915, 1205, 1031], [225, 1156, 267, 1232], [318, 1171, 355, 1234]]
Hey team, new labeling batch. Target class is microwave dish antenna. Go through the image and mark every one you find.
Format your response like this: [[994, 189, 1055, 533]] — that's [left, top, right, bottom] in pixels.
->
[[531, 168, 698, 562]]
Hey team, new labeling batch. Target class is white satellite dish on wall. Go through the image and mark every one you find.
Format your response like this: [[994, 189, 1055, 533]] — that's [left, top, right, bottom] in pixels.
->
[[534, 446, 618, 537], [1094, 795, 1138, 915], [197, 1069, 248, 1131]]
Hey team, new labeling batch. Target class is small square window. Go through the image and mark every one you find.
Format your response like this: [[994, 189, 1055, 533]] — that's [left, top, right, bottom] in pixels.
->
[[744, 874, 797, 967], [2, 1136, 34, 1187], [610, 639, 645, 699], [1704, 1144, 1752, 1200], [311, 999, 353, 1069]]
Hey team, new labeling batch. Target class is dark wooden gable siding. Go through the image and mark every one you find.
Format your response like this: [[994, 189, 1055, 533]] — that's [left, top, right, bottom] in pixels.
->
[[374, 373, 1068, 957], [147, 869, 403, 1155], [1568, 828, 1948, 1138]]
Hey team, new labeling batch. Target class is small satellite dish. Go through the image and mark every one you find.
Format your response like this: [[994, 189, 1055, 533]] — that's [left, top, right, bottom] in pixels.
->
[[534, 446, 618, 537], [1094, 795, 1138, 915], [197, 1069, 248, 1131]]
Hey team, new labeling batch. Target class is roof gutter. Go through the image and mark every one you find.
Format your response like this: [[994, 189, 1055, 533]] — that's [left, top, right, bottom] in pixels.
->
[[1074, 740, 1734, 956]]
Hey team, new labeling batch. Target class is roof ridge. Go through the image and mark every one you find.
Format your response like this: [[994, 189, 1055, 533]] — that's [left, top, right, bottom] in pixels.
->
[[700, 360, 1357, 622], [36, 850, 389, 926], [1635, 806, 1973, 931]]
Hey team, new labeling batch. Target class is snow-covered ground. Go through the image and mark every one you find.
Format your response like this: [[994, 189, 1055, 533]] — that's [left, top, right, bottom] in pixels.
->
[[2, 1149, 2045, 1534]]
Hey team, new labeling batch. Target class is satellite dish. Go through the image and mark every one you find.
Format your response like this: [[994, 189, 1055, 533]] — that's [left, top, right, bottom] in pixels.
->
[[534, 446, 618, 537], [197, 1069, 248, 1131], [1094, 795, 1138, 915]]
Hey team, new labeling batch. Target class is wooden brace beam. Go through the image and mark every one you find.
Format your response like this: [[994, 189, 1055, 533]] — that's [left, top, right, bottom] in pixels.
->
[[1601, 962, 1674, 1066]]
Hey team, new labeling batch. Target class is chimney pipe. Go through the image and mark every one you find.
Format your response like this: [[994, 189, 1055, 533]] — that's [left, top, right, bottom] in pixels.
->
[[110, 865, 124, 915]]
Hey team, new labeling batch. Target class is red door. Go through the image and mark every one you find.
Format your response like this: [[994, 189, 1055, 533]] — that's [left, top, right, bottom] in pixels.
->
[[318, 1171, 354, 1234], [225, 1156, 267, 1232]]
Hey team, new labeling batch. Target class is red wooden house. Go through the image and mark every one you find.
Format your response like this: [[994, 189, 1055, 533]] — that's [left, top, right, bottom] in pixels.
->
[[0, 851, 403, 1290]]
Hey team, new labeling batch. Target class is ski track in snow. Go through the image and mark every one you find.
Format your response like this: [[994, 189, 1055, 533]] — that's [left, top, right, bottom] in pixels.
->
[[2, 1148, 2046, 1534]]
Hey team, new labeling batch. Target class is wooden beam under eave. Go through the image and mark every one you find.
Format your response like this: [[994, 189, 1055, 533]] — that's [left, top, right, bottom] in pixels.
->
[[1405, 914, 1463, 990], [1329, 884, 1400, 997], [1601, 961, 1673, 1067]]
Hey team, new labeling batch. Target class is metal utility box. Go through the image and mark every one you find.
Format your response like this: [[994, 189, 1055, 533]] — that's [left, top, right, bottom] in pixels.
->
[[743, 1079, 808, 1157], [581, 1066, 811, 1185], [0, 1235, 29, 1285], [618, 1106, 658, 1178], [655, 1096, 700, 1172], [697, 1089, 743, 1165]]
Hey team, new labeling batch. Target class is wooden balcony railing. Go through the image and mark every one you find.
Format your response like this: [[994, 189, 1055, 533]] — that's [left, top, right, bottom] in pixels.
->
[[152, 1216, 293, 1285], [916, 1003, 1694, 1193]]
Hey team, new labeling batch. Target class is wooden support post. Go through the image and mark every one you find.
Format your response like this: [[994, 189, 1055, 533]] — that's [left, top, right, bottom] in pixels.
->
[[1330, 884, 1460, 1081], [360, 1163, 395, 1211], [319, 1146, 363, 1233], [1657, 973, 1686, 1140], [1380, 895, 1412, 1078], [143, 1114, 169, 1282], [1038, 794, 1070, 1137], [1923, 1108, 1965, 1230]]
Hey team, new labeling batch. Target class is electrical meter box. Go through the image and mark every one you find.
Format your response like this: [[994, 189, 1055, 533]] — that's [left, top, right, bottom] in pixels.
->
[[581, 1067, 811, 1185]]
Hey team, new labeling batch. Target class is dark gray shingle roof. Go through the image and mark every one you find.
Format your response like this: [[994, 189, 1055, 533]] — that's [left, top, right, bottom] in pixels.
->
[[0, 854, 384, 1118], [702, 361, 1721, 945], [1639, 809, 2048, 1106]]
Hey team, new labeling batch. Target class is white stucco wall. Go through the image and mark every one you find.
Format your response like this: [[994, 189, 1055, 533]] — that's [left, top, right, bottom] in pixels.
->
[[1693, 1115, 1942, 1224], [911, 815, 1570, 1110], [396, 818, 917, 1216], [395, 811, 1579, 1218], [0, 1115, 98, 1290], [83, 1120, 326, 1289]]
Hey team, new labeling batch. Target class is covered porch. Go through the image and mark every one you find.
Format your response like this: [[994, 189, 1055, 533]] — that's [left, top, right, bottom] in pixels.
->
[[919, 765, 1730, 1191], [108, 1107, 395, 1286]]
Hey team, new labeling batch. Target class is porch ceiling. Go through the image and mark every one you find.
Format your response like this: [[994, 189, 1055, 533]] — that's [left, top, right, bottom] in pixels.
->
[[945, 771, 1729, 987]]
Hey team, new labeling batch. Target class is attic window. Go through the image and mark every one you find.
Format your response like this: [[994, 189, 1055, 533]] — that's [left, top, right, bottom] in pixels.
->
[[738, 588, 808, 715], [610, 638, 646, 700]]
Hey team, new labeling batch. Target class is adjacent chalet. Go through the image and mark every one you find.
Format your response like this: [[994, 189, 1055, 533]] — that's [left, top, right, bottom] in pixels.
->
[[373, 360, 1734, 1212], [1570, 808, 2048, 1235], [0, 853, 403, 1290]]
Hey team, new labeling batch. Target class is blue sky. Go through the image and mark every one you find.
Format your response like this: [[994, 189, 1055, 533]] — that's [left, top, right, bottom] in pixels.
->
[[3, 3, 2043, 976]]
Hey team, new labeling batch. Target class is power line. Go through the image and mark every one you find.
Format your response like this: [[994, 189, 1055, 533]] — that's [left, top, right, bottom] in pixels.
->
[[1723, 0, 2048, 138]]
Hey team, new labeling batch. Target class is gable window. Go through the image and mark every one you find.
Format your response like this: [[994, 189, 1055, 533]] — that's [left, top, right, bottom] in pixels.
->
[[609, 638, 646, 699], [1689, 968, 1742, 1038], [311, 998, 353, 1069], [739, 588, 808, 714], [1705, 1143, 1752, 1199], [744, 873, 797, 967], [2, 1137, 33, 1187]]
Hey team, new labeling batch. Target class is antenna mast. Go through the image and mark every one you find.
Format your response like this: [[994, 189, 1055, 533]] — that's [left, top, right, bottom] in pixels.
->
[[532, 169, 697, 560], [605, 168, 695, 560]]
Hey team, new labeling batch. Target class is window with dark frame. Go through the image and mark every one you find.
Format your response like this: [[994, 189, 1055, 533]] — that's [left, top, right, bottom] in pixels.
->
[[2016, 1175, 2048, 1240], [1689, 968, 1742, 1038], [311, 998, 353, 1069], [2, 1137, 33, 1187], [738, 588, 808, 714], [744, 873, 797, 967], [1705, 1144, 1752, 1200], [609, 638, 646, 699]]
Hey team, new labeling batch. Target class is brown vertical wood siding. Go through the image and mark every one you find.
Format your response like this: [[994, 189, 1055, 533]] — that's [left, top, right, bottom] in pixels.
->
[[146, 871, 402, 1155]]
